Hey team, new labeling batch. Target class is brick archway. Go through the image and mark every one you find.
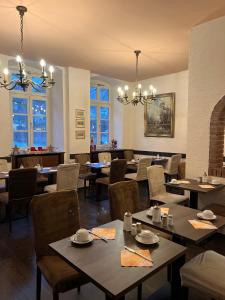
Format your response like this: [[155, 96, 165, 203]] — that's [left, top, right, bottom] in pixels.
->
[[208, 96, 225, 177]]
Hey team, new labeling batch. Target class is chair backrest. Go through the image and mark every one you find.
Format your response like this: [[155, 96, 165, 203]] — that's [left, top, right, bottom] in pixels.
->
[[31, 190, 80, 258], [136, 157, 153, 180], [8, 168, 37, 201], [98, 152, 111, 163], [166, 154, 182, 174], [0, 159, 9, 172], [109, 159, 127, 184], [21, 156, 43, 168], [147, 165, 166, 197], [109, 180, 139, 220], [124, 150, 134, 161], [56, 163, 80, 191], [74, 153, 90, 174]]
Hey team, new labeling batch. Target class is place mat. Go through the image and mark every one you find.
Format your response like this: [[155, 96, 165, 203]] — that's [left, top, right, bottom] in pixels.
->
[[121, 249, 153, 267], [188, 220, 217, 230], [161, 207, 169, 215], [91, 228, 116, 240], [198, 184, 215, 189]]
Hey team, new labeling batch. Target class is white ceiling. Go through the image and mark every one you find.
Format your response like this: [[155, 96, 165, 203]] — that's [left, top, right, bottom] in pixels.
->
[[1, 0, 225, 81]]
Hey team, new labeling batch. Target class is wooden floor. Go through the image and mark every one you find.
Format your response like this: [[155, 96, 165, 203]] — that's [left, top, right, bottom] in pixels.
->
[[0, 184, 224, 300]]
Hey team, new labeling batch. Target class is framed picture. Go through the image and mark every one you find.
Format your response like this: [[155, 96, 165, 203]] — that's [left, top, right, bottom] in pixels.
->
[[144, 92, 175, 137], [75, 109, 85, 119], [75, 118, 85, 128], [75, 130, 85, 139]]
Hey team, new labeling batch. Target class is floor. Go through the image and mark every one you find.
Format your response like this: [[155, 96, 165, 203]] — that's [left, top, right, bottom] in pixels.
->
[[0, 184, 223, 300]]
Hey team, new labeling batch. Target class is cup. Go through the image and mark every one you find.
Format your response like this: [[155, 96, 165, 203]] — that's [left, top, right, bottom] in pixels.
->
[[202, 210, 214, 219], [76, 228, 89, 242], [139, 230, 155, 243], [171, 178, 177, 183]]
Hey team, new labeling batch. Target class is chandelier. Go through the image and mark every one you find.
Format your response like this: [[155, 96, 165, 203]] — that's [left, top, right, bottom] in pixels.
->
[[0, 6, 55, 92], [117, 50, 157, 105]]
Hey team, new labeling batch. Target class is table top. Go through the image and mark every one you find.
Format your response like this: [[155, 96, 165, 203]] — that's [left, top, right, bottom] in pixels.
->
[[0, 167, 57, 179], [49, 220, 186, 298], [132, 203, 225, 243], [165, 179, 224, 193]]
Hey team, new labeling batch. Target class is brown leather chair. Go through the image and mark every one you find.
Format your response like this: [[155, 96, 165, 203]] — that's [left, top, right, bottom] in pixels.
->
[[0, 168, 37, 232], [31, 190, 88, 300], [108, 180, 139, 220]]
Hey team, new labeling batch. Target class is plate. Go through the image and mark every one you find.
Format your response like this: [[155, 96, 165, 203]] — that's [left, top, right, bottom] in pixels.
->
[[169, 181, 179, 185], [70, 234, 93, 245], [135, 234, 159, 245], [197, 212, 217, 221]]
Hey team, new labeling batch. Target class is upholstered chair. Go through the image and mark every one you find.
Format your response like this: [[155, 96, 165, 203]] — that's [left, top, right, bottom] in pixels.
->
[[0, 168, 37, 232], [21, 156, 48, 186], [125, 157, 153, 181], [124, 150, 134, 161], [164, 154, 182, 181], [44, 163, 80, 193], [98, 152, 111, 176], [0, 159, 9, 191], [147, 165, 189, 205], [108, 180, 139, 220], [180, 250, 225, 300], [31, 190, 88, 300]]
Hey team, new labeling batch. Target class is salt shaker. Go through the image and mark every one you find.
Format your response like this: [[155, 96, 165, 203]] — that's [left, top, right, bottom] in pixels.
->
[[168, 214, 174, 226], [136, 222, 142, 233], [131, 224, 137, 236], [123, 212, 132, 231], [202, 171, 208, 183], [162, 214, 168, 227], [152, 205, 161, 223]]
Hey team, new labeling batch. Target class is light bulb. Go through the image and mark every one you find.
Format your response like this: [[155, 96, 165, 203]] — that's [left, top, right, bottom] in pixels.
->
[[117, 87, 122, 93], [138, 83, 142, 89], [3, 68, 9, 75], [49, 65, 54, 73], [144, 90, 148, 97], [133, 91, 136, 98], [153, 88, 157, 95], [124, 85, 129, 91], [120, 90, 124, 96], [16, 55, 22, 63], [149, 85, 154, 91], [40, 59, 46, 67]]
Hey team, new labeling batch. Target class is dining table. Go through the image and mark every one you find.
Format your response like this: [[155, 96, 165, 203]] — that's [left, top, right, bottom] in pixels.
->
[[132, 203, 225, 245], [49, 219, 186, 300]]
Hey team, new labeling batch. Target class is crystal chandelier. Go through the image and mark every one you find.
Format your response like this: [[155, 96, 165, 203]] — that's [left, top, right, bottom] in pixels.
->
[[0, 6, 55, 92], [117, 50, 157, 105]]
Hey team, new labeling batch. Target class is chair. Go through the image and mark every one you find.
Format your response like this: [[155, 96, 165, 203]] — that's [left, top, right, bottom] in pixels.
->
[[0, 159, 9, 191], [74, 153, 96, 198], [96, 159, 127, 200], [98, 152, 111, 176], [108, 180, 139, 220], [31, 190, 88, 300], [180, 250, 225, 300], [0, 168, 37, 232], [164, 154, 182, 181], [125, 157, 153, 181], [124, 150, 134, 161], [44, 163, 80, 193], [147, 165, 189, 205]]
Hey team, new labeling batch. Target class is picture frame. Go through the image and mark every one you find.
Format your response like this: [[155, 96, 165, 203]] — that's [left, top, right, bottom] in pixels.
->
[[75, 130, 85, 139], [75, 118, 85, 128], [144, 92, 175, 137], [75, 109, 85, 119]]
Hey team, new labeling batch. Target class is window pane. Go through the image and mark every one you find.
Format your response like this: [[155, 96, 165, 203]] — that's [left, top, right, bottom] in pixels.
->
[[100, 133, 109, 145], [90, 86, 97, 100], [13, 132, 28, 147], [100, 120, 109, 133], [32, 77, 46, 94], [100, 107, 109, 119], [33, 116, 47, 131], [13, 115, 28, 130], [90, 119, 97, 132], [33, 132, 47, 147], [100, 88, 109, 102], [32, 100, 46, 115], [11, 74, 24, 91], [90, 105, 97, 119], [12, 97, 28, 114], [90, 133, 97, 145]]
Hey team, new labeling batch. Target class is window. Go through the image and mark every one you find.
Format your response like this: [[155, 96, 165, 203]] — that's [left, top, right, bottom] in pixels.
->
[[90, 84, 111, 145], [11, 74, 48, 148]]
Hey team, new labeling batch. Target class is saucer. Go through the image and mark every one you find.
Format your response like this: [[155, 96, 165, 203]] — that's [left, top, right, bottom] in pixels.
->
[[197, 212, 217, 221], [169, 180, 179, 185], [135, 234, 159, 245], [70, 234, 93, 245]]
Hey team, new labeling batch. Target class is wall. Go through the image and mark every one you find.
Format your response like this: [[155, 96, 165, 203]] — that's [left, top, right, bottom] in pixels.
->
[[126, 71, 188, 153], [186, 16, 225, 178]]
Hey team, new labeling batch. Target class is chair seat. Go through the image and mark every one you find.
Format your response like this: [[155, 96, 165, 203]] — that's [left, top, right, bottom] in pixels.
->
[[96, 177, 110, 185], [38, 255, 88, 293], [44, 184, 57, 193], [0, 192, 8, 204], [101, 167, 110, 176], [180, 250, 225, 299], [151, 192, 189, 204], [125, 173, 147, 181]]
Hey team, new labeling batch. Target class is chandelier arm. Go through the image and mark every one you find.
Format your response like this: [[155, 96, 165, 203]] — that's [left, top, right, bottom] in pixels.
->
[[0, 81, 19, 91]]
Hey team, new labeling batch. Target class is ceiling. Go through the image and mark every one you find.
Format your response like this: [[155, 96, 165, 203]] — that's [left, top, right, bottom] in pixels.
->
[[1, 0, 225, 81]]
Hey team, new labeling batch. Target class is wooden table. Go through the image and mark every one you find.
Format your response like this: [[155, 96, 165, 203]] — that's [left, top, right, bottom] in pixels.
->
[[165, 179, 224, 209], [132, 203, 225, 244], [49, 220, 186, 300]]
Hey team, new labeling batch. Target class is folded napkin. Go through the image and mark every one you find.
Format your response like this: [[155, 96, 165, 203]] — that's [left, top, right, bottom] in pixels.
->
[[198, 185, 215, 189], [121, 249, 153, 267], [188, 220, 217, 230], [161, 207, 169, 215], [91, 228, 116, 240]]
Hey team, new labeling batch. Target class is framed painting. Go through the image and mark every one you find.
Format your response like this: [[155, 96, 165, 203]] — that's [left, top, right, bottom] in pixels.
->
[[75, 109, 85, 119], [144, 92, 175, 137], [75, 130, 85, 139]]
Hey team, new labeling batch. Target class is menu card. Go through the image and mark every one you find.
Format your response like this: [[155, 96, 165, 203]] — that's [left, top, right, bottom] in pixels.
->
[[91, 228, 116, 240], [198, 185, 215, 189], [121, 249, 153, 267], [188, 220, 217, 230]]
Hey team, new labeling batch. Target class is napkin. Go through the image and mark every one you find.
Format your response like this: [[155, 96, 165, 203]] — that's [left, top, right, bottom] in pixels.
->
[[176, 180, 190, 184], [161, 207, 169, 215], [121, 249, 153, 267], [91, 228, 116, 240], [198, 185, 215, 189], [188, 220, 217, 230]]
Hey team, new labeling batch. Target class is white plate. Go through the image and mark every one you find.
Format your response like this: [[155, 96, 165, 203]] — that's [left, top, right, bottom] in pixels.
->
[[70, 234, 93, 245], [197, 212, 217, 221], [135, 234, 159, 245], [169, 181, 179, 185]]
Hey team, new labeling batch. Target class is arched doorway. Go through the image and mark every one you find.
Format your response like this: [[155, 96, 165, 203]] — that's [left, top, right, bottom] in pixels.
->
[[208, 96, 225, 177]]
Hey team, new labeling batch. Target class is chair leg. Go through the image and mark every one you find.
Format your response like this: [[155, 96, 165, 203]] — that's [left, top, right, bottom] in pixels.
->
[[96, 183, 101, 201], [36, 266, 42, 300], [84, 179, 87, 199], [77, 285, 81, 294], [137, 283, 142, 300], [7, 203, 12, 233], [53, 291, 59, 300], [180, 286, 189, 300]]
